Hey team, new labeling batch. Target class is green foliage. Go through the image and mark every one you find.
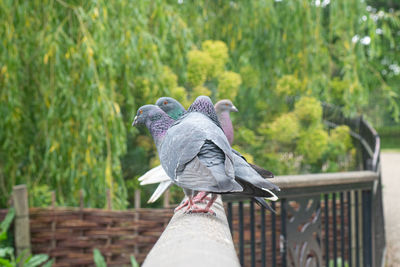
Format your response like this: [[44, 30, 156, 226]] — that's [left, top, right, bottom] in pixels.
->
[[217, 71, 242, 100], [257, 96, 355, 174], [201, 40, 229, 77], [1, 0, 398, 208], [186, 40, 241, 102], [187, 50, 213, 87], [192, 86, 212, 98], [24, 255, 52, 267], [267, 113, 301, 145], [296, 128, 329, 164], [377, 125, 400, 149], [93, 249, 107, 267], [329, 126, 354, 157], [0, 209, 51, 267], [93, 249, 139, 267], [0, 0, 192, 208], [130, 255, 139, 267], [30, 185, 53, 207], [0, 208, 14, 242], [275, 75, 305, 97], [294, 97, 323, 127]]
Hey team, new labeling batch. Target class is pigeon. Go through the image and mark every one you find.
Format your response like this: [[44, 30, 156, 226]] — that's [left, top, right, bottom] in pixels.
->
[[140, 97, 277, 210], [214, 99, 238, 145], [155, 97, 185, 120], [132, 103, 244, 214], [184, 96, 279, 207], [214, 99, 274, 178]]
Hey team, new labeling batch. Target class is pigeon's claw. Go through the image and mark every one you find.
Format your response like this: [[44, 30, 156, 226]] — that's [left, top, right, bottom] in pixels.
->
[[174, 199, 189, 212], [187, 207, 216, 216], [193, 191, 211, 204], [184, 204, 201, 213]]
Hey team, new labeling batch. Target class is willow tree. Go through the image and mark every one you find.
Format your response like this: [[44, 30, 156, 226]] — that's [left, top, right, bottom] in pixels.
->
[[0, 0, 192, 208], [1, 0, 398, 208]]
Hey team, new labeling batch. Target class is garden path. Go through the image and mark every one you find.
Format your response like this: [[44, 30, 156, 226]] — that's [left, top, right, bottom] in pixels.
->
[[381, 152, 400, 266]]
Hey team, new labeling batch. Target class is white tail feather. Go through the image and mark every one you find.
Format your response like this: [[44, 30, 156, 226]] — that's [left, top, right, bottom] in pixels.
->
[[261, 188, 279, 201], [139, 165, 170, 185], [147, 181, 172, 203]]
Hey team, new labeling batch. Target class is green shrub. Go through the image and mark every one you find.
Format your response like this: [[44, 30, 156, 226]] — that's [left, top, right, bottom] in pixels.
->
[[294, 97, 323, 127], [296, 128, 329, 164], [268, 113, 300, 145]]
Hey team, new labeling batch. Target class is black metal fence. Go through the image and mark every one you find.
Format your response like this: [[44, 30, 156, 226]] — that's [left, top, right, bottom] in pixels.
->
[[225, 104, 386, 267]]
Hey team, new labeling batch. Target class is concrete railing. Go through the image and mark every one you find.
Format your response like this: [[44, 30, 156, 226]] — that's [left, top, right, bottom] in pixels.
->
[[142, 196, 240, 267]]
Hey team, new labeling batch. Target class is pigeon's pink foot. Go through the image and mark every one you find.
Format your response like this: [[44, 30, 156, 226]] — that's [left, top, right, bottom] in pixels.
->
[[187, 193, 218, 216], [187, 207, 216, 216], [193, 192, 211, 204], [174, 200, 189, 212], [184, 204, 201, 213]]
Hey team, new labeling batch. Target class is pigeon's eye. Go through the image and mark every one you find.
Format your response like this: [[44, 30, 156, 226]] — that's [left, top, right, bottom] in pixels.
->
[[139, 110, 143, 115], [163, 101, 168, 105], [225, 103, 229, 106]]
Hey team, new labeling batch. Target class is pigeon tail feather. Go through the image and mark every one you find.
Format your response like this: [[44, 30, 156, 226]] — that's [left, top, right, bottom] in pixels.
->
[[147, 180, 172, 203], [139, 165, 170, 185], [253, 197, 276, 213]]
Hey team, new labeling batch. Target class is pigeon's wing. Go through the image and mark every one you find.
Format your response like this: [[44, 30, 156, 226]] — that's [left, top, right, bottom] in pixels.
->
[[176, 156, 225, 192], [160, 112, 241, 193], [248, 163, 274, 178], [233, 152, 279, 200], [139, 165, 170, 185], [147, 180, 172, 203], [231, 149, 274, 178]]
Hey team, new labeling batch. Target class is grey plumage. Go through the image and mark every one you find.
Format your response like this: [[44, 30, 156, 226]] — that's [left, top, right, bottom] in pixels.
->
[[183, 96, 279, 200], [159, 112, 243, 193], [135, 96, 279, 212]]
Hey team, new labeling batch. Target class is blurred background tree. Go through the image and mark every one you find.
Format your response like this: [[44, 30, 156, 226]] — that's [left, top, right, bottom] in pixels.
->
[[0, 0, 398, 208]]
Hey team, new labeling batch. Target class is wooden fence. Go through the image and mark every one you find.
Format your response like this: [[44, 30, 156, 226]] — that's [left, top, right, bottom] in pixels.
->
[[1, 206, 173, 266]]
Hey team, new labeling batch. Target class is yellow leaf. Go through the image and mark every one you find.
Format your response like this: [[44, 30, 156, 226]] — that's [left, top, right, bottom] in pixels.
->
[[49, 142, 59, 153], [105, 160, 112, 188], [103, 8, 108, 20], [113, 102, 121, 114], [87, 47, 94, 58], [92, 7, 99, 19], [43, 54, 49, 64], [1, 66, 7, 75], [85, 150, 91, 166]]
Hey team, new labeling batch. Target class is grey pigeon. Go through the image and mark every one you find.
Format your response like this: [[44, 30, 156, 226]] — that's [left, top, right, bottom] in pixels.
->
[[133, 103, 243, 214], [214, 100, 273, 178], [185, 96, 279, 201], [156, 97, 274, 178], [214, 99, 238, 145]]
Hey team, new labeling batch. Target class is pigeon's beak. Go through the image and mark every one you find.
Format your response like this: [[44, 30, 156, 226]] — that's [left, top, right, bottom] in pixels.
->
[[231, 105, 239, 112], [132, 116, 138, 126]]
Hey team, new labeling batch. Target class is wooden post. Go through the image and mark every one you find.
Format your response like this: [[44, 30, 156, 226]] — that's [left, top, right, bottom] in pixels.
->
[[134, 189, 141, 255], [80, 189, 84, 210], [134, 190, 141, 209], [79, 189, 85, 259], [51, 191, 56, 252], [163, 188, 170, 208], [106, 189, 112, 210], [13, 185, 31, 264]]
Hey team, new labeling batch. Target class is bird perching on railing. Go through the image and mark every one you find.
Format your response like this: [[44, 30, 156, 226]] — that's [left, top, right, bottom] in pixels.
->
[[132, 96, 279, 215]]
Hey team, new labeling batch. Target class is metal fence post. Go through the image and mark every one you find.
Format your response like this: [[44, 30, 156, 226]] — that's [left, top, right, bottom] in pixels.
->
[[362, 190, 373, 267]]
